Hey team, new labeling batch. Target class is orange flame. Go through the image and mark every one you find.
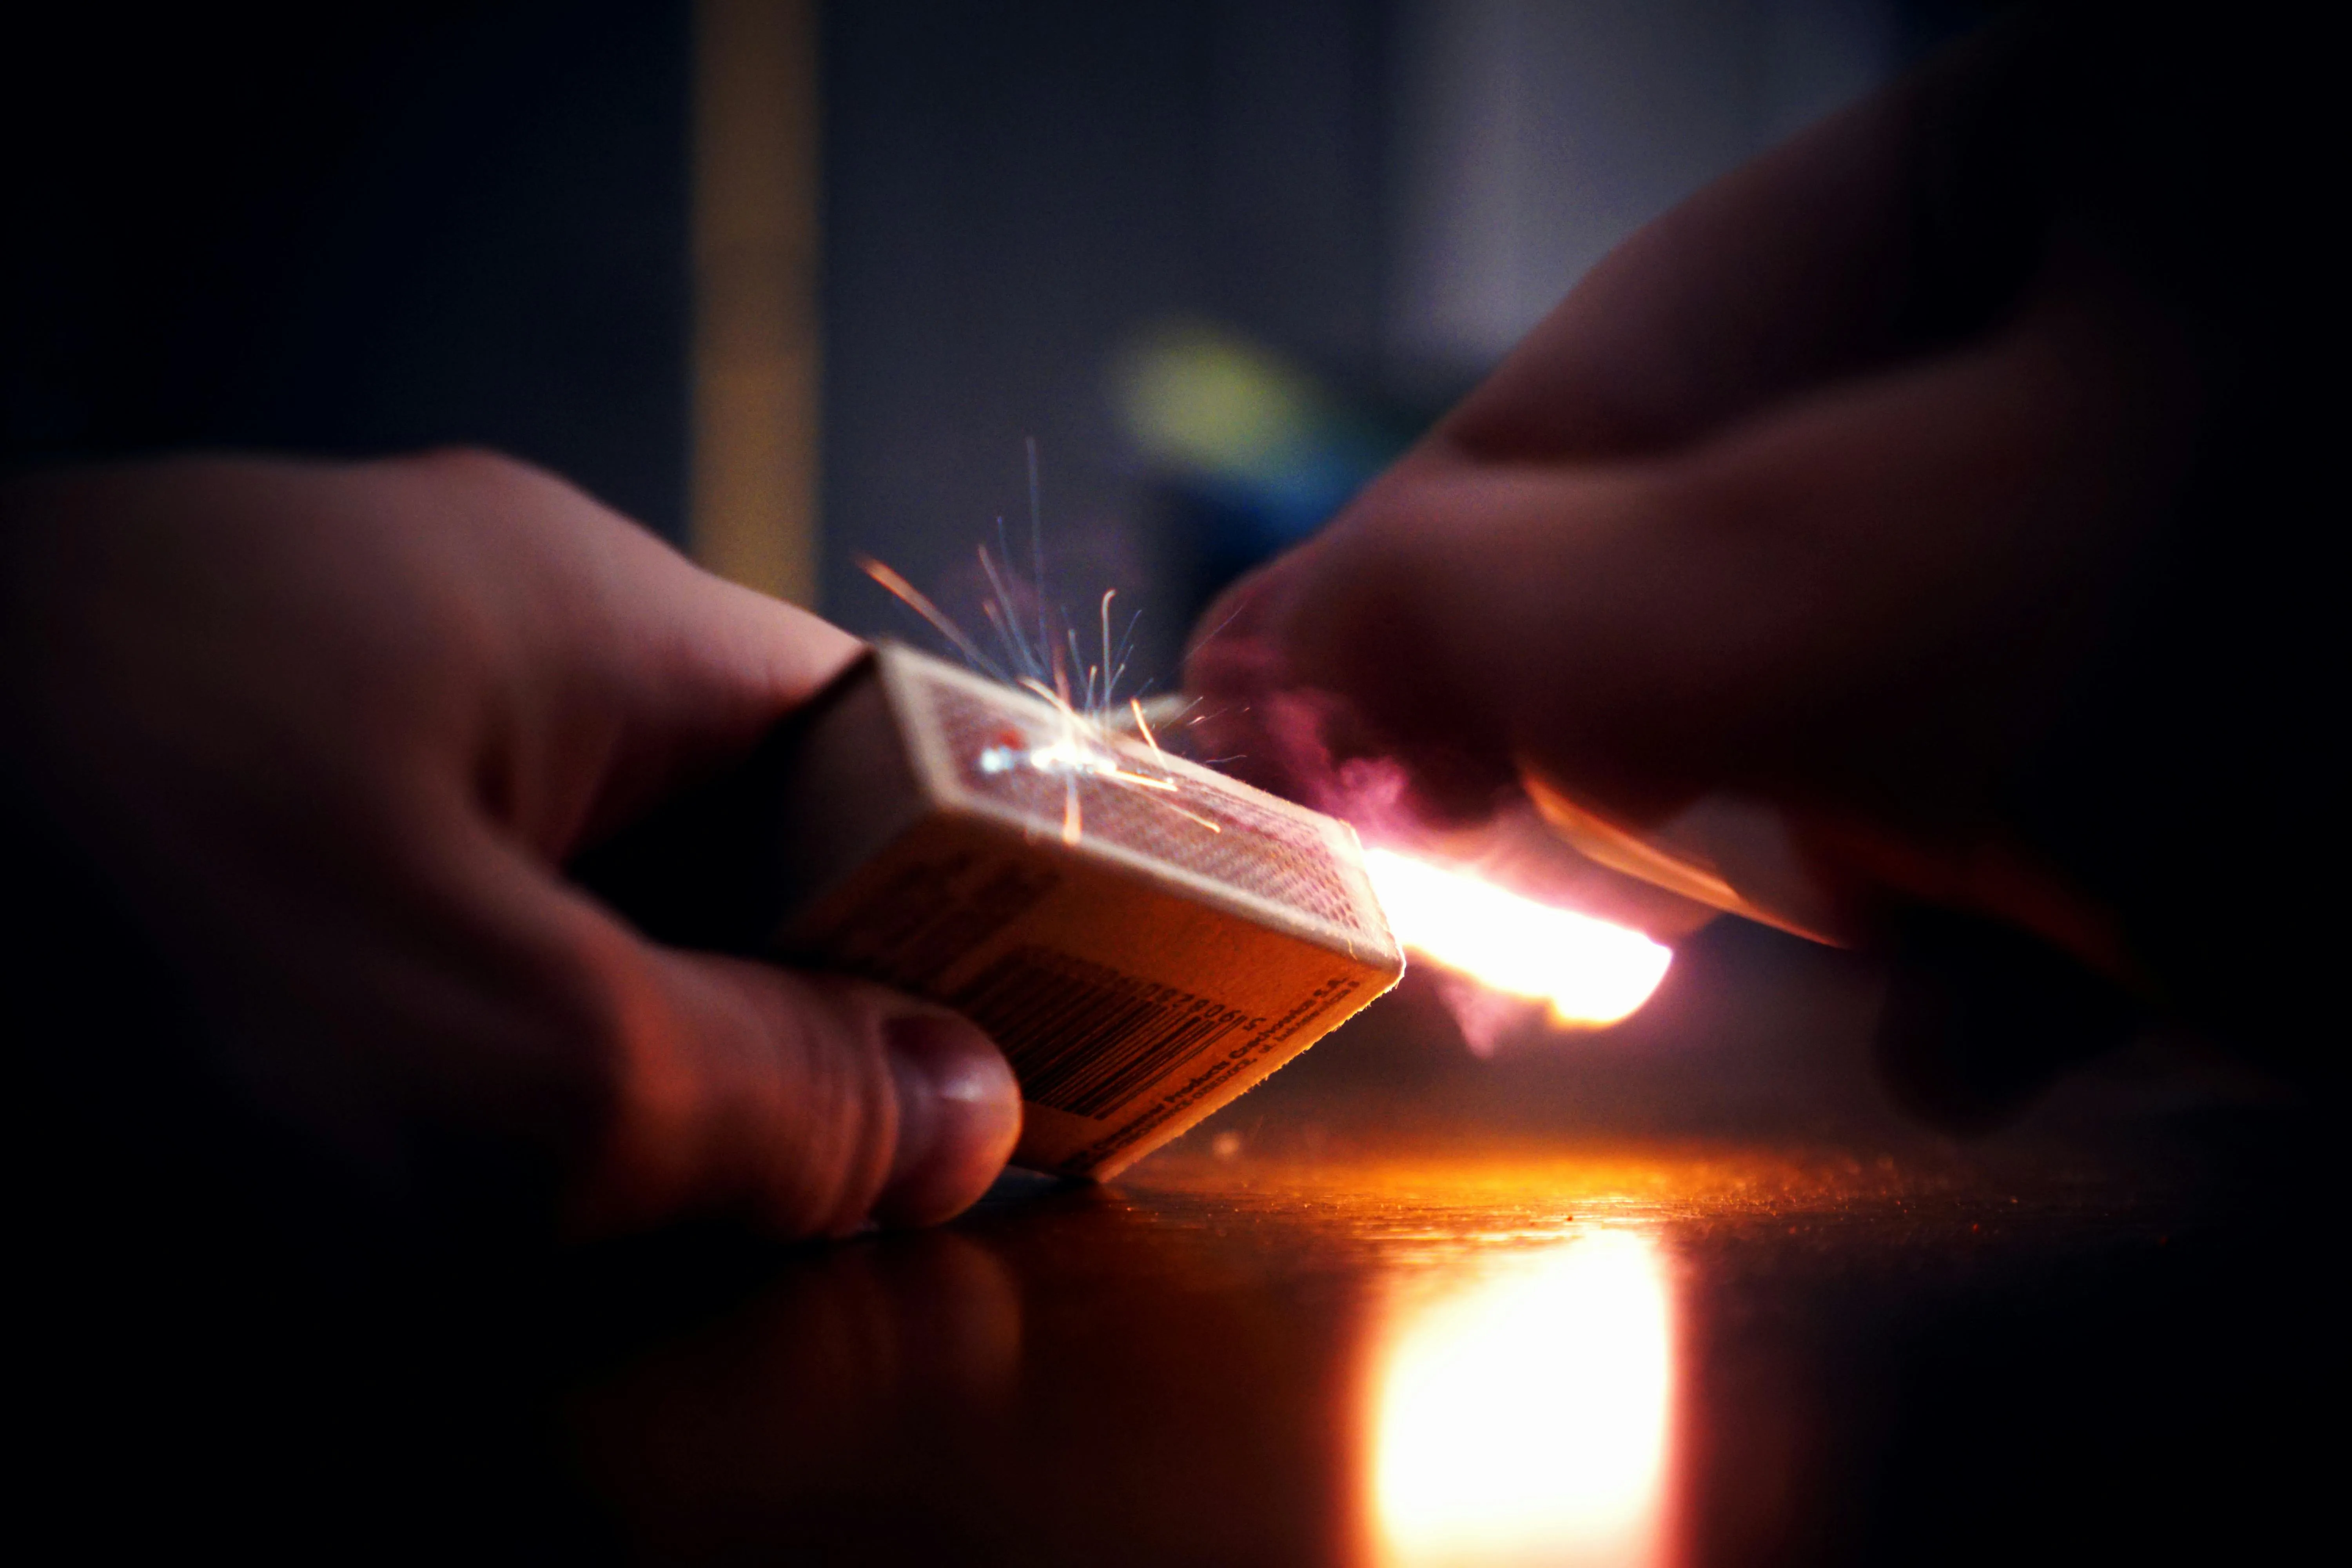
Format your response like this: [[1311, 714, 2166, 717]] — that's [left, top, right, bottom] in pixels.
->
[[1362, 849, 1672, 1026]]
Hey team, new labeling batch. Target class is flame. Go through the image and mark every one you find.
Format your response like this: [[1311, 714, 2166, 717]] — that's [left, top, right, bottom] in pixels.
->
[[1362, 849, 1672, 1026], [1371, 1230, 1675, 1568]]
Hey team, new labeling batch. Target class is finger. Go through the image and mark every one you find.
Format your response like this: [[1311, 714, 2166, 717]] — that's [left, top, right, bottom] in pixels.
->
[[1437, 18, 2050, 465], [1241, 260, 2193, 837], [549, 895, 1022, 1238], [1184, 552, 1521, 826], [370, 451, 865, 855], [1185, 25, 2060, 812], [370, 461, 1027, 1233], [68, 715, 1020, 1243], [395, 806, 1020, 1240]]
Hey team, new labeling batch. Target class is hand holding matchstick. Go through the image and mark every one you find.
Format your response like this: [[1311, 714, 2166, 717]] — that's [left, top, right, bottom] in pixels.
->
[[1186, 9, 2329, 1122]]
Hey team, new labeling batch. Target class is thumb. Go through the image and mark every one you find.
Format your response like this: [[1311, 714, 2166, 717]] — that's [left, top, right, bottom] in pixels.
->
[[559, 904, 1021, 1238]]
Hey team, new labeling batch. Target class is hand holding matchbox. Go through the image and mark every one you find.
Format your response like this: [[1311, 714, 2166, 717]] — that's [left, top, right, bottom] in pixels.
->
[[583, 642, 1403, 1180]]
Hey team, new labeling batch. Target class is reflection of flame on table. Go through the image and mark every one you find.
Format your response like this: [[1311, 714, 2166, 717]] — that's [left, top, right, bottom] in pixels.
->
[[1370, 1230, 1675, 1568], [1363, 850, 1673, 1027]]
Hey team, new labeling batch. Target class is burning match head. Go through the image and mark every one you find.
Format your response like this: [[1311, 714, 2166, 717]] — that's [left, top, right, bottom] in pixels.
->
[[603, 641, 1404, 1181], [1362, 849, 1671, 1029]]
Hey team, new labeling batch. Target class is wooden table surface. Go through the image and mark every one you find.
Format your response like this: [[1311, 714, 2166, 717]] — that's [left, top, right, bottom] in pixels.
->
[[34, 926, 2328, 1564]]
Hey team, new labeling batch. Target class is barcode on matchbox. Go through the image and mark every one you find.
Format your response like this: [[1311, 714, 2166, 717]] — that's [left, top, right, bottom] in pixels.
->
[[952, 946, 1251, 1120]]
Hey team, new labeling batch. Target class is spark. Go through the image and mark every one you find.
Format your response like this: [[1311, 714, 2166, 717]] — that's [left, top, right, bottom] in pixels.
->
[[1098, 590, 1117, 710], [1129, 696, 1163, 759], [1027, 435, 1049, 666], [858, 556, 1005, 680], [861, 444, 1221, 847], [977, 543, 1038, 677]]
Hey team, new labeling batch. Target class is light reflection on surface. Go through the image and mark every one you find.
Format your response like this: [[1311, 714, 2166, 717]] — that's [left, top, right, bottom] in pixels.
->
[[1363, 850, 1673, 1026], [1370, 1230, 1675, 1568]]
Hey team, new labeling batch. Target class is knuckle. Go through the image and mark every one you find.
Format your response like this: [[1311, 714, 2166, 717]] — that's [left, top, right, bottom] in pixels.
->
[[745, 973, 900, 1234], [395, 445, 540, 485], [389, 448, 583, 518], [524, 919, 682, 1209], [550, 936, 902, 1240]]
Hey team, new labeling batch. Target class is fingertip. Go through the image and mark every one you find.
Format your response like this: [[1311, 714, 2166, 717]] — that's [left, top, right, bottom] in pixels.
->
[[871, 1011, 1022, 1228]]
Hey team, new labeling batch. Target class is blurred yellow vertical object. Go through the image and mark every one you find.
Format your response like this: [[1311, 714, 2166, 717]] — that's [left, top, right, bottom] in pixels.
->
[[692, 0, 820, 606]]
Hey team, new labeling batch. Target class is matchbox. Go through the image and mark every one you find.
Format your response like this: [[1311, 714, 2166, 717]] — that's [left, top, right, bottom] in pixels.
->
[[584, 642, 1403, 1180]]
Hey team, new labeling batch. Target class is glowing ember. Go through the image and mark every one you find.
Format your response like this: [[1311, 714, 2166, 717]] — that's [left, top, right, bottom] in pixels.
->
[[1363, 849, 1671, 1026]]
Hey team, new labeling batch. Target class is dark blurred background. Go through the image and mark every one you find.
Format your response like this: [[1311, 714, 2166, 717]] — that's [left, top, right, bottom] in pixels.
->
[[0, 2, 693, 534], [823, 0, 1979, 673], [3, 0, 2034, 1094], [4, 0, 1982, 680]]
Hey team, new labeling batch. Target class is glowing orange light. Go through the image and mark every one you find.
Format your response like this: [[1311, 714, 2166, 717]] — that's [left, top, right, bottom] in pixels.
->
[[1371, 1231, 1675, 1568], [1363, 849, 1672, 1026]]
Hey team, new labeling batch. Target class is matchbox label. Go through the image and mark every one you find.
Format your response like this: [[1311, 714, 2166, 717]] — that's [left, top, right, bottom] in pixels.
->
[[786, 848, 1059, 991], [953, 948, 1251, 1119], [1060, 971, 1365, 1172]]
